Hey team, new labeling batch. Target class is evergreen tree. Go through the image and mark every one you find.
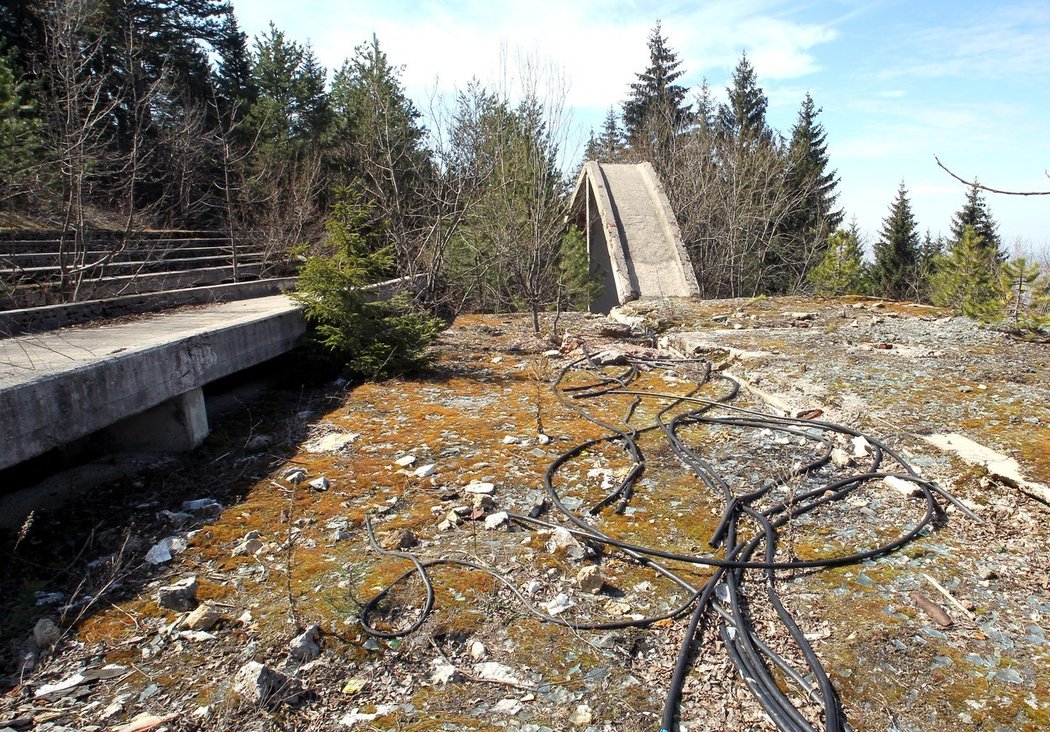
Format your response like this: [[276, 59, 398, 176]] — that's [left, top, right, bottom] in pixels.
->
[[622, 21, 691, 144], [999, 257, 1049, 331], [211, 8, 256, 115], [871, 183, 921, 299], [785, 94, 841, 241], [808, 226, 866, 296], [950, 184, 1003, 260], [916, 229, 945, 301], [594, 106, 624, 161], [929, 224, 1002, 320], [693, 78, 716, 135], [328, 35, 430, 245], [291, 187, 443, 379], [249, 23, 329, 144], [717, 52, 771, 145], [0, 49, 41, 202]]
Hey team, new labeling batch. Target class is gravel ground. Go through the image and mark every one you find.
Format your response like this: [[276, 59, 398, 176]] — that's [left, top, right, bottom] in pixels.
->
[[0, 297, 1047, 732]]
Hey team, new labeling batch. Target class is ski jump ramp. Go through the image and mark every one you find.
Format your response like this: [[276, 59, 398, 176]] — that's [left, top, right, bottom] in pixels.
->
[[570, 161, 699, 312]]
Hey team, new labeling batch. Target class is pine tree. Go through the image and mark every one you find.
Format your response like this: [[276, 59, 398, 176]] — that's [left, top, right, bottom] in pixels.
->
[[328, 35, 430, 263], [773, 92, 842, 292], [999, 257, 1050, 331], [915, 230, 945, 301], [871, 183, 921, 300], [950, 185, 1003, 260], [929, 225, 1002, 320], [717, 52, 771, 145], [785, 94, 841, 240], [595, 106, 624, 161], [249, 23, 329, 144], [212, 9, 256, 115], [0, 49, 41, 202], [622, 21, 691, 145], [808, 226, 866, 296]]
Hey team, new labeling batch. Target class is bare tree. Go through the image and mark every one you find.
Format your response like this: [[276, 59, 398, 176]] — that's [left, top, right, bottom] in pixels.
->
[[39, 0, 120, 301]]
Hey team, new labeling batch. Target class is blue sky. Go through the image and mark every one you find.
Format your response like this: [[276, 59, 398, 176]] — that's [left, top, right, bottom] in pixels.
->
[[235, 1, 1050, 254]]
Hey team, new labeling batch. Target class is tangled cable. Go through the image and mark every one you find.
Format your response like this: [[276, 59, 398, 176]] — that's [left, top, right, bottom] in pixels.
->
[[359, 348, 975, 731]]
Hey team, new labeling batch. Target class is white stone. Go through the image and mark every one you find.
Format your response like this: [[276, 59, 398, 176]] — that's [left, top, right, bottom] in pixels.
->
[[852, 436, 871, 458], [464, 481, 495, 495], [543, 593, 575, 616], [472, 662, 524, 685], [430, 660, 458, 685], [414, 463, 437, 478], [394, 455, 416, 467], [502, 435, 519, 445], [484, 511, 509, 530], [493, 698, 523, 715], [145, 535, 187, 565], [569, 703, 592, 726], [308, 476, 330, 491], [882, 475, 923, 498], [830, 448, 851, 468], [469, 640, 487, 660], [305, 432, 359, 453]]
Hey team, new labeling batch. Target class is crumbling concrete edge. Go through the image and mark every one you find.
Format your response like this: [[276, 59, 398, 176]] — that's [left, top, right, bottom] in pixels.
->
[[922, 432, 1050, 507], [585, 161, 638, 303], [636, 162, 700, 297]]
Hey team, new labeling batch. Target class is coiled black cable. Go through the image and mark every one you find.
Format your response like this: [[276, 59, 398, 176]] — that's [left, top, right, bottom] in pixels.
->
[[357, 347, 972, 731]]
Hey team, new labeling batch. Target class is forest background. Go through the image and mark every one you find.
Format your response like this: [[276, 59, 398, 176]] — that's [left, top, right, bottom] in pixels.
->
[[1, 0, 1047, 345]]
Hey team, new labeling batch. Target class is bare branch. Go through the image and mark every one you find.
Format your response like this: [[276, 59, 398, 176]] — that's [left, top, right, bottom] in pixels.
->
[[934, 155, 1050, 196]]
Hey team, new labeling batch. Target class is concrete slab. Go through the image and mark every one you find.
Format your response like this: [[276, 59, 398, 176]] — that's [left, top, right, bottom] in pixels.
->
[[0, 295, 305, 470]]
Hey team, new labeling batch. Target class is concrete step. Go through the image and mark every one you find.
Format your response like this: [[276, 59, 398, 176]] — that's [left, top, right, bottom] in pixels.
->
[[1, 246, 264, 269], [1, 253, 267, 281], [7, 264, 268, 307]]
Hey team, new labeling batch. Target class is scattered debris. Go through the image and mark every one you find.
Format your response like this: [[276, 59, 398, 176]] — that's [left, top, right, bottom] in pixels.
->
[[34, 664, 127, 700], [912, 592, 953, 627]]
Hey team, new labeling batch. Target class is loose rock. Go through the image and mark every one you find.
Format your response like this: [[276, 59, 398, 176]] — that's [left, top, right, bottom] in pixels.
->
[[234, 661, 303, 706], [182, 602, 222, 632], [308, 476, 330, 492], [156, 576, 197, 611], [379, 529, 418, 550], [33, 618, 61, 649], [576, 565, 603, 594], [289, 625, 321, 663]]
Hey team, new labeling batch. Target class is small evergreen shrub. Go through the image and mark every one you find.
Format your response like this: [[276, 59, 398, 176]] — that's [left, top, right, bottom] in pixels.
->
[[291, 188, 444, 379]]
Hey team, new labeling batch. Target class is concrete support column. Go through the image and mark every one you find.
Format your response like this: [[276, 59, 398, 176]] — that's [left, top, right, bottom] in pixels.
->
[[104, 387, 209, 452]]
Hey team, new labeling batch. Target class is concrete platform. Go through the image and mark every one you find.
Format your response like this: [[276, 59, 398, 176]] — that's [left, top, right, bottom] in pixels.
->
[[0, 295, 305, 471]]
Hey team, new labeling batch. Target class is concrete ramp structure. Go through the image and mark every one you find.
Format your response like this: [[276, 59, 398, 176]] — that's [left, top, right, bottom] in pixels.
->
[[570, 161, 699, 312]]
